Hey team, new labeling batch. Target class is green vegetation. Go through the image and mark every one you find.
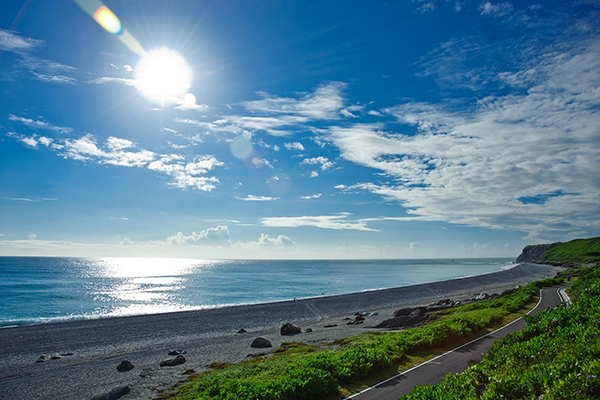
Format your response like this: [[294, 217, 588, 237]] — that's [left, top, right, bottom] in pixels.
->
[[517, 236, 600, 265], [542, 237, 600, 264], [399, 263, 600, 400], [164, 278, 561, 400]]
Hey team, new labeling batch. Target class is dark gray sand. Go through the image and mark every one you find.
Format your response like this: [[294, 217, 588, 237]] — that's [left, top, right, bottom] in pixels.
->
[[0, 262, 562, 400]]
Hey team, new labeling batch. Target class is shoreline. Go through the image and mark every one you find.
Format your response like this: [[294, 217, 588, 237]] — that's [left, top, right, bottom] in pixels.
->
[[0, 262, 562, 400], [0, 260, 517, 330]]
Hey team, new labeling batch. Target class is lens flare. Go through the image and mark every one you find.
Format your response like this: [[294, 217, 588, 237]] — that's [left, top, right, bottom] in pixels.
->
[[93, 5, 122, 35], [74, 0, 145, 55]]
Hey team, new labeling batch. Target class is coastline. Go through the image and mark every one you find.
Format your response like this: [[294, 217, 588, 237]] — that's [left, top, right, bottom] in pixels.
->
[[0, 262, 562, 400]]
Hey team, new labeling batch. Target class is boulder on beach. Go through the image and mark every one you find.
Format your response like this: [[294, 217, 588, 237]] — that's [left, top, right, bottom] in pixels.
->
[[280, 322, 301, 335], [160, 355, 186, 367], [237, 328, 248, 333], [476, 293, 490, 300], [168, 349, 187, 356], [90, 386, 130, 400], [251, 337, 272, 348], [35, 355, 50, 363], [116, 360, 134, 372]]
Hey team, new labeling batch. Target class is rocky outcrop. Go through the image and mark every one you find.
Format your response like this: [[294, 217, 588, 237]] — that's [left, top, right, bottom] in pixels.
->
[[516, 243, 557, 263]]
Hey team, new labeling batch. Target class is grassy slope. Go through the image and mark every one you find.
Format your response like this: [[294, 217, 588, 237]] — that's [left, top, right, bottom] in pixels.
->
[[399, 263, 600, 400], [542, 236, 600, 264], [162, 279, 562, 400]]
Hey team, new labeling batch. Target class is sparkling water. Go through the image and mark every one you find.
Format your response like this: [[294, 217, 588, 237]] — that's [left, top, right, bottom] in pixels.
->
[[0, 257, 514, 327]]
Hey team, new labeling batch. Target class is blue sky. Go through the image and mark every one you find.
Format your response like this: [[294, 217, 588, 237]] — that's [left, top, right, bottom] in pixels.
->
[[0, 0, 599, 259]]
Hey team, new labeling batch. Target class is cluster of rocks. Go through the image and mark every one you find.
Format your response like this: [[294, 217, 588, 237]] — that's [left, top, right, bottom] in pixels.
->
[[375, 290, 517, 329], [375, 306, 430, 329], [248, 322, 308, 352], [116, 349, 187, 376], [344, 312, 368, 325]]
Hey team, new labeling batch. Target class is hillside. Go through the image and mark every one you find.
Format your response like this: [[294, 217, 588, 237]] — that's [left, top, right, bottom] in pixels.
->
[[516, 236, 600, 265]]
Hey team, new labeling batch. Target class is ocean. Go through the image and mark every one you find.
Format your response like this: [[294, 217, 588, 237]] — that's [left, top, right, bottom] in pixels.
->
[[0, 257, 514, 328]]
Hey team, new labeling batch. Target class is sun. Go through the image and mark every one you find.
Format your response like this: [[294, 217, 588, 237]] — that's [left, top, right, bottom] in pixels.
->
[[135, 48, 192, 102]]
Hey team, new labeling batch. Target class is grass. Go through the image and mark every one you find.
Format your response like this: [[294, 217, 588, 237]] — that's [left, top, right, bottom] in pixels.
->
[[542, 236, 600, 264], [399, 262, 600, 399], [160, 278, 562, 400]]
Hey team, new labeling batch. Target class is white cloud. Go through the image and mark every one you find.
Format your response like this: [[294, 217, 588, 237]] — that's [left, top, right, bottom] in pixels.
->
[[310, 171, 319, 178], [368, 110, 383, 117], [120, 237, 134, 246], [9, 114, 73, 134], [242, 82, 347, 120], [9, 130, 224, 192], [0, 29, 43, 53], [166, 226, 231, 245], [327, 39, 600, 240], [106, 137, 134, 151], [234, 233, 296, 249], [300, 194, 322, 200], [236, 195, 279, 201], [63, 134, 155, 167], [284, 142, 305, 151], [28, 233, 36, 240], [6, 131, 54, 148], [220, 115, 307, 137], [110, 216, 129, 221], [148, 154, 224, 191], [300, 156, 334, 171], [261, 213, 377, 232]]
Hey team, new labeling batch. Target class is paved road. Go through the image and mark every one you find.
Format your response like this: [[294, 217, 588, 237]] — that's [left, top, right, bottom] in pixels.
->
[[348, 285, 569, 400]]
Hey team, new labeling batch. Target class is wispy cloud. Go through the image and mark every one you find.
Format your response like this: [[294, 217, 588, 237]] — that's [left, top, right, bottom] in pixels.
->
[[328, 38, 600, 239], [0, 28, 44, 53], [31, 72, 77, 85], [261, 213, 378, 232], [9, 114, 73, 134], [300, 194, 322, 200], [479, 1, 513, 18], [242, 82, 348, 120], [236, 195, 279, 201], [2, 196, 57, 202]]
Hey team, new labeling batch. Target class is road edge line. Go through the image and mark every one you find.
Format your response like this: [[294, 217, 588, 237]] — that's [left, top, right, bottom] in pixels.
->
[[345, 289, 544, 399]]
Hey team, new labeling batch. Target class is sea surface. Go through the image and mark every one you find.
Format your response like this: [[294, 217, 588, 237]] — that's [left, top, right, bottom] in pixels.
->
[[0, 257, 514, 327]]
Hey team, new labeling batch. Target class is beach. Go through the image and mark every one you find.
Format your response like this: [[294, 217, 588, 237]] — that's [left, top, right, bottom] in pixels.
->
[[0, 262, 562, 400]]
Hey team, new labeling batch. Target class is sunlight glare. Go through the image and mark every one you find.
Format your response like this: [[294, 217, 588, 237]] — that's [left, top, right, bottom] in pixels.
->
[[135, 48, 193, 102]]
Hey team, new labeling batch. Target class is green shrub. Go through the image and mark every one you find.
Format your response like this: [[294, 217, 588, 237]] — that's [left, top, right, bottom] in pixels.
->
[[400, 263, 600, 400]]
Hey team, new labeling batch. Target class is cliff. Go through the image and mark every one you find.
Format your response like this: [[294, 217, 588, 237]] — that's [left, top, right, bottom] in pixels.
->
[[516, 237, 600, 266]]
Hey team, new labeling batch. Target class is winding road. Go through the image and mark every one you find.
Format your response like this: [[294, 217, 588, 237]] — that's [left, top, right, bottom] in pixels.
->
[[347, 285, 570, 400]]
